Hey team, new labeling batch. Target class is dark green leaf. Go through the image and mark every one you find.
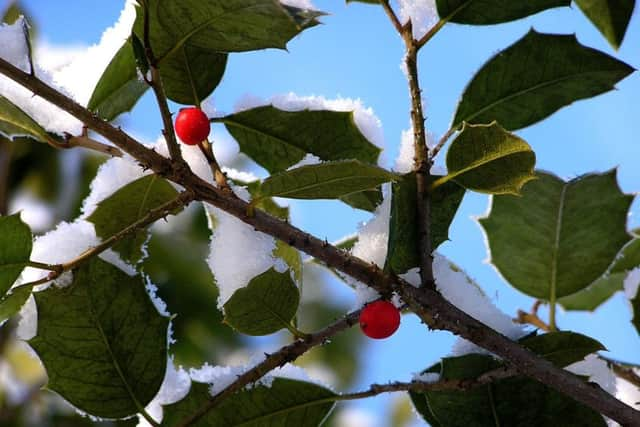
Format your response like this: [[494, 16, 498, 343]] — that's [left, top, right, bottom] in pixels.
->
[[258, 160, 396, 200], [436, 0, 570, 25], [223, 268, 299, 336], [452, 30, 635, 131], [0, 284, 32, 324], [438, 122, 536, 194], [0, 214, 32, 296], [161, 44, 227, 105], [163, 379, 336, 426], [217, 105, 380, 173], [29, 258, 169, 419], [87, 40, 148, 121], [575, 0, 635, 49], [479, 170, 633, 299], [558, 273, 626, 311], [87, 175, 180, 265], [519, 331, 606, 367], [610, 237, 640, 274], [386, 173, 465, 273], [411, 354, 606, 427], [339, 187, 383, 212], [154, 0, 322, 54], [0, 95, 50, 142]]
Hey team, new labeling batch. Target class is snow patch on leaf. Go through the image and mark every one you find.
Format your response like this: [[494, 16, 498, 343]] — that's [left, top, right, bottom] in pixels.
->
[[623, 267, 640, 299], [138, 359, 191, 427], [567, 354, 617, 395]]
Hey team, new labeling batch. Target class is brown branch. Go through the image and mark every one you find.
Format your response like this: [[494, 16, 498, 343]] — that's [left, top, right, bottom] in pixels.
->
[[430, 126, 456, 160], [197, 139, 232, 193], [380, 1, 404, 35], [0, 57, 638, 426], [175, 309, 362, 427], [11, 190, 194, 293]]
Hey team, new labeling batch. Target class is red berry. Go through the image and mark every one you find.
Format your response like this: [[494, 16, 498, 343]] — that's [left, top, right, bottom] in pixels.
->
[[175, 107, 210, 145], [359, 300, 400, 339]]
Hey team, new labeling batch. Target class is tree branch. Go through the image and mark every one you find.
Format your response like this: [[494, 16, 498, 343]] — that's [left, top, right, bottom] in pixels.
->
[[11, 190, 194, 293], [0, 57, 638, 426], [176, 309, 362, 427]]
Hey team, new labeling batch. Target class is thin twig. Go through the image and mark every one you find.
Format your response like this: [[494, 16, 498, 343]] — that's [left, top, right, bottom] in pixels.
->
[[380, 1, 404, 35], [197, 139, 232, 193], [175, 309, 362, 427], [430, 126, 456, 160], [141, 1, 185, 165], [11, 191, 194, 293], [0, 57, 638, 426]]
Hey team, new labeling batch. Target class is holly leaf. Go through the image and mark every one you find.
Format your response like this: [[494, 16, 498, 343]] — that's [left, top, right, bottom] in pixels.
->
[[574, 0, 635, 49], [339, 187, 383, 212], [386, 173, 465, 273], [153, 0, 322, 54], [410, 354, 606, 427], [519, 331, 606, 367], [0, 214, 32, 297], [558, 273, 626, 311], [29, 258, 168, 419], [436, 122, 536, 195], [452, 30, 635, 131], [216, 106, 380, 173], [436, 0, 570, 25], [87, 175, 180, 265], [87, 40, 148, 121], [223, 268, 299, 336], [258, 160, 396, 200], [160, 44, 227, 105], [479, 170, 633, 299], [163, 379, 336, 426], [0, 95, 51, 142], [0, 284, 32, 324]]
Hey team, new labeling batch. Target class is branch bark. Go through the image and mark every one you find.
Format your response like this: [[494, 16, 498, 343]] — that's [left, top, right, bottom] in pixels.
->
[[0, 57, 638, 426]]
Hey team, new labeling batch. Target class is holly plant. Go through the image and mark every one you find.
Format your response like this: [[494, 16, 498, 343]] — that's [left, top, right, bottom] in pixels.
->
[[0, 0, 638, 426]]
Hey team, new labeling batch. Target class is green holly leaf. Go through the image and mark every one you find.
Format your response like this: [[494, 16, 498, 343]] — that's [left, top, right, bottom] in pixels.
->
[[519, 331, 606, 367], [0, 95, 51, 142], [152, 0, 322, 54], [0, 284, 32, 324], [216, 106, 380, 173], [452, 30, 635, 131], [163, 379, 336, 426], [339, 187, 383, 212], [87, 175, 180, 265], [258, 160, 396, 200], [410, 354, 606, 427], [558, 273, 626, 311], [435, 122, 536, 195], [29, 258, 169, 419], [575, 0, 635, 49], [87, 40, 149, 121], [0, 214, 32, 297], [223, 268, 299, 336], [479, 170, 633, 300], [160, 44, 227, 105], [436, 0, 570, 25], [386, 173, 465, 274]]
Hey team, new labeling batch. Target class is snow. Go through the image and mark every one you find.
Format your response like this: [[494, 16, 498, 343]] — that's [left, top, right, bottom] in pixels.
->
[[287, 153, 322, 170], [398, 0, 439, 40], [205, 184, 280, 308], [350, 193, 392, 307], [280, 0, 315, 8], [53, 0, 137, 106], [234, 92, 385, 157], [138, 359, 191, 427], [615, 375, 640, 410], [412, 372, 441, 383], [0, 19, 83, 136], [567, 354, 617, 395], [394, 127, 445, 175], [401, 255, 527, 356], [190, 356, 326, 398], [334, 407, 379, 427], [623, 267, 640, 299], [8, 191, 54, 232]]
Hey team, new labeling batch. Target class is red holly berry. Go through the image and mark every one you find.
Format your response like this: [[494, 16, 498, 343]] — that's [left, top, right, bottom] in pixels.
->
[[175, 107, 210, 145], [359, 300, 400, 339]]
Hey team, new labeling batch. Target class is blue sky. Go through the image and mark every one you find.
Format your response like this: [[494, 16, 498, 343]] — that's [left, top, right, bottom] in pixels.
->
[[17, 0, 640, 424]]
